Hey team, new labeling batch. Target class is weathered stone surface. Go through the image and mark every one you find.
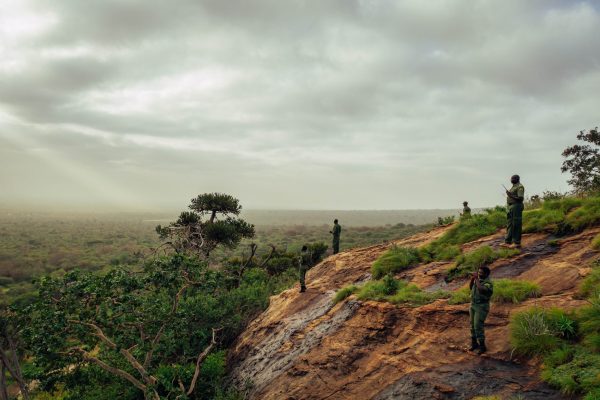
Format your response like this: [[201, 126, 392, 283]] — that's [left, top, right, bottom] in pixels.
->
[[229, 226, 599, 400]]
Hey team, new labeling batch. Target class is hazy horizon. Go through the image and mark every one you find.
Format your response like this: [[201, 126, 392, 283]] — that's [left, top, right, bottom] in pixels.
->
[[1, 1, 597, 210]]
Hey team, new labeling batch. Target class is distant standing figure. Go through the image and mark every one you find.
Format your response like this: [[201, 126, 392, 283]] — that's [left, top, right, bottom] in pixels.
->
[[502, 175, 525, 249], [469, 266, 494, 355], [298, 245, 311, 293], [330, 219, 341, 254], [461, 201, 472, 219]]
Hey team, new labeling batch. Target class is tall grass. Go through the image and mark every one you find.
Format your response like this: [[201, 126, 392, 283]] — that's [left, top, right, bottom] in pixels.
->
[[445, 246, 519, 281], [355, 276, 448, 306], [371, 246, 421, 278], [493, 279, 541, 303], [333, 285, 357, 304], [447, 279, 540, 305]]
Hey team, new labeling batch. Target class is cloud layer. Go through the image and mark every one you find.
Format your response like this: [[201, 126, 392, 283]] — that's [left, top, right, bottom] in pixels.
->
[[1, 0, 599, 210]]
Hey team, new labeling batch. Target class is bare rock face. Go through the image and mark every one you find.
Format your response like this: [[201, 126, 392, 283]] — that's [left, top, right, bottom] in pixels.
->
[[229, 226, 599, 399]]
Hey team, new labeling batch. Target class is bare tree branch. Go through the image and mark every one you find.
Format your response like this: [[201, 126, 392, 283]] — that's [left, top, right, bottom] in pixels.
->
[[186, 328, 219, 396]]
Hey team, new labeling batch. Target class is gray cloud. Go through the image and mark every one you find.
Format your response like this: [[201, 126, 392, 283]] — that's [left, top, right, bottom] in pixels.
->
[[0, 0, 598, 211]]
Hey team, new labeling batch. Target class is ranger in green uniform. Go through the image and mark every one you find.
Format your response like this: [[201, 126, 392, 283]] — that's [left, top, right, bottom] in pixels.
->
[[330, 219, 341, 254], [503, 175, 525, 249], [461, 201, 471, 219], [469, 266, 494, 355], [298, 245, 311, 293]]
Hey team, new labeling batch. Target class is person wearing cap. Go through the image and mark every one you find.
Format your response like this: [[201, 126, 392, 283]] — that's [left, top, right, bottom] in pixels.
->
[[502, 174, 525, 249]]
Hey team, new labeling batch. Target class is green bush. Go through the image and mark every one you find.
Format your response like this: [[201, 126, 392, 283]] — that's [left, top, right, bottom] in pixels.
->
[[578, 300, 600, 335], [356, 277, 448, 307], [446, 246, 519, 281], [333, 285, 357, 304], [579, 266, 600, 299], [371, 246, 421, 279], [492, 279, 541, 303], [541, 348, 600, 396], [523, 208, 565, 233], [510, 308, 576, 356], [387, 284, 448, 306], [434, 207, 506, 246], [448, 286, 470, 305], [565, 197, 600, 232]]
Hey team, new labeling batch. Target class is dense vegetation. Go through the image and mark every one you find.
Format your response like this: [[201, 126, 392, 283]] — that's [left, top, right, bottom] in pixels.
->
[[509, 263, 600, 399], [334, 275, 448, 307], [0, 212, 431, 307], [0, 196, 436, 399]]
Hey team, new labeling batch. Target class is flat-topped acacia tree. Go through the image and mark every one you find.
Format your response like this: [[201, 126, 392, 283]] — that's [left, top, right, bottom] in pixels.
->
[[156, 193, 255, 257]]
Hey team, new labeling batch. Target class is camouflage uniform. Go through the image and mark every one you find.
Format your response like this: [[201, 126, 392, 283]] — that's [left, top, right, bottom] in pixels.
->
[[331, 223, 341, 254], [470, 277, 494, 345], [506, 183, 525, 245]]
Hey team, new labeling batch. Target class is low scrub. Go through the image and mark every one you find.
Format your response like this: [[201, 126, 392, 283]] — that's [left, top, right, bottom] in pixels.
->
[[492, 279, 541, 304], [356, 275, 448, 307], [579, 264, 600, 299], [333, 284, 357, 304], [522, 196, 600, 235], [541, 347, 600, 398], [445, 246, 519, 281], [448, 286, 470, 305], [448, 279, 540, 305], [433, 207, 506, 247], [510, 307, 577, 356], [371, 246, 420, 279]]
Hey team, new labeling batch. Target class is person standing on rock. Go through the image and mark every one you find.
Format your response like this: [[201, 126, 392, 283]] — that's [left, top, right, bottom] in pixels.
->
[[502, 174, 525, 249], [330, 219, 341, 254], [298, 245, 311, 293], [469, 266, 494, 355], [461, 201, 472, 219]]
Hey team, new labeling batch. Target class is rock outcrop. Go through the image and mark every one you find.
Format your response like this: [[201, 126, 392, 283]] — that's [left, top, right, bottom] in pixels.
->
[[229, 226, 600, 399]]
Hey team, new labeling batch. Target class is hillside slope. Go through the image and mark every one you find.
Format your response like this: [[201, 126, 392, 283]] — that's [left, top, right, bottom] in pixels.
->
[[229, 225, 599, 399]]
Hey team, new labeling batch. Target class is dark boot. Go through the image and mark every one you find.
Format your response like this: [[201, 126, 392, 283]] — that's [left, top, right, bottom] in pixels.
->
[[469, 338, 479, 351], [477, 340, 487, 355]]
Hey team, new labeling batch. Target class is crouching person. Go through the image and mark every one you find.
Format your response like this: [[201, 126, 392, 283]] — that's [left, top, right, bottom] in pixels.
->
[[469, 266, 493, 355]]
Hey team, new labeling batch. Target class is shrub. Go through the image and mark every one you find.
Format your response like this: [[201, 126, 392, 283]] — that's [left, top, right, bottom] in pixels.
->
[[333, 285, 357, 304], [356, 277, 448, 307], [448, 287, 470, 305], [356, 280, 394, 301], [492, 279, 542, 304], [371, 246, 420, 279], [387, 284, 448, 306], [446, 246, 519, 281], [565, 197, 600, 232], [541, 348, 600, 396], [434, 207, 506, 246], [510, 308, 575, 355], [579, 266, 600, 298], [578, 299, 600, 335]]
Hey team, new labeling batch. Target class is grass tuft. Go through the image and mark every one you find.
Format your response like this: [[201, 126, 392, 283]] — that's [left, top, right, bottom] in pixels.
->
[[333, 285, 357, 304], [492, 279, 542, 303], [445, 246, 519, 281], [355, 276, 448, 307], [371, 246, 421, 279]]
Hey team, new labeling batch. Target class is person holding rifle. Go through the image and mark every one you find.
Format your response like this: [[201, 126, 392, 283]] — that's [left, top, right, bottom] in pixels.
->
[[501, 174, 525, 249], [469, 266, 494, 355]]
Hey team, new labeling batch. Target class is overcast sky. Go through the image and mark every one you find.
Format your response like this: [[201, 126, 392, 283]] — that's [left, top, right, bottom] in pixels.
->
[[1, 0, 598, 211]]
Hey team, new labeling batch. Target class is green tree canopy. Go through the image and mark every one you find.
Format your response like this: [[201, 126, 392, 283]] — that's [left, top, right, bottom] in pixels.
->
[[156, 193, 255, 257], [562, 127, 600, 194]]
